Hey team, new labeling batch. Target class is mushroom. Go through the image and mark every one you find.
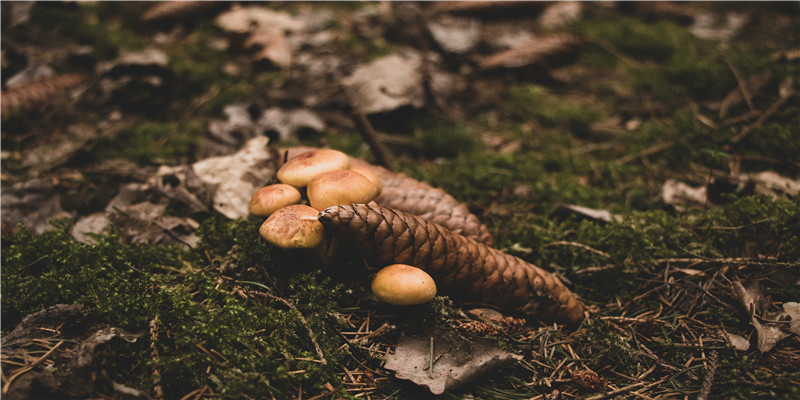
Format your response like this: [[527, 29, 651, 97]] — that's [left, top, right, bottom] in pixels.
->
[[277, 149, 350, 187], [259, 204, 326, 249], [371, 264, 437, 306], [348, 159, 383, 196], [306, 170, 379, 211], [249, 184, 303, 217]]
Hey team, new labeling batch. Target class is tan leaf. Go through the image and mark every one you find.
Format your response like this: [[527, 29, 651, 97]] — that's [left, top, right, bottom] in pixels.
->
[[384, 335, 522, 395]]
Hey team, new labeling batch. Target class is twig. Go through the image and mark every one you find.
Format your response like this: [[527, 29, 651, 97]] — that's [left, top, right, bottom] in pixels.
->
[[543, 241, 611, 259], [351, 111, 395, 171], [656, 257, 799, 267], [616, 141, 676, 165], [241, 283, 328, 365], [584, 381, 647, 400], [428, 336, 435, 379], [729, 87, 794, 144], [2, 340, 64, 394], [726, 61, 755, 111]]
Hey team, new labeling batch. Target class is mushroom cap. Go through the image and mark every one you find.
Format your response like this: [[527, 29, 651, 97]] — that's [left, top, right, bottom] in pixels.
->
[[249, 184, 302, 216], [372, 264, 437, 306], [277, 149, 350, 187], [348, 159, 383, 196], [307, 170, 379, 210], [259, 204, 326, 249]]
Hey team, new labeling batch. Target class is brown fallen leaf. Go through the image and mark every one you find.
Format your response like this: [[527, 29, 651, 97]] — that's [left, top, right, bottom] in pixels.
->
[[384, 335, 522, 395], [732, 278, 792, 353], [724, 332, 751, 351]]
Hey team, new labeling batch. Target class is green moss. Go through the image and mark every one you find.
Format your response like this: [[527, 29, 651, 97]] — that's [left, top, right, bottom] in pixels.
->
[[91, 120, 204, 165]]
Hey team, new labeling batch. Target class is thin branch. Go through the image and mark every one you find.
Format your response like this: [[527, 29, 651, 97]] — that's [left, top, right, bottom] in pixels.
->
[[729, 87, 794, 144], [241, 283, 328, 366], [543, 241, 612, 259], [352, 111, 395, 171]]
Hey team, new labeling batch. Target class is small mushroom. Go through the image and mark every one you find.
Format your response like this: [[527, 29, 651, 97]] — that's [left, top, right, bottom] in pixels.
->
[[249, 184, 302, 216], [371, 264, 437, 306], [349, 159, 383, 196], [307, 170, 379, 211], [259, 204, 326, 249], [277, 149, 350, 187]]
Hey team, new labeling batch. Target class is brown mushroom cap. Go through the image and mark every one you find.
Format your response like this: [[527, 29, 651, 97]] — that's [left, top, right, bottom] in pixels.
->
[[277, 149, 350, 187], [371, 264, 437, 306], [307, 170, 379, 210], [259, 204, 326, 249], [348, 159, 383, 196], [249, 184, 302, 217]]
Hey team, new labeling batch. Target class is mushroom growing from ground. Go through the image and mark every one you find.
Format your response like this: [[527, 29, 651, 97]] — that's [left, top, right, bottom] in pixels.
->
[[277, 149, 350, 187], [348, 158, 383, 196], [259, 204, 326, 249], [371, 264, 437, 306], [249, 184, 303, 216], [306, 170, 379, 210]]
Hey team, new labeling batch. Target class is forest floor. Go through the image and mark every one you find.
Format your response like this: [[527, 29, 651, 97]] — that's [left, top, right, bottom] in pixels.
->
[[2, 2, 799, 399]]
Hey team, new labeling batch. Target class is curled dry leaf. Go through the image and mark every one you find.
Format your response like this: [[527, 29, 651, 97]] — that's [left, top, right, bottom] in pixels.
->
[[479, 33, 582, 70], [1, 73, 85, 115], [784, 302, 800, 336], [318, 204, 584, 324], [384, 335, 522, 395], [192, 136, 275, 219], [538, 1, 583, 29]]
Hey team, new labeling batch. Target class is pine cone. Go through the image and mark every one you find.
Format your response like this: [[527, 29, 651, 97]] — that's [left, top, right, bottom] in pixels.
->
[[318, 204, 584, 324], [1, 74, 86, 115], [367, 164, 495, 246]]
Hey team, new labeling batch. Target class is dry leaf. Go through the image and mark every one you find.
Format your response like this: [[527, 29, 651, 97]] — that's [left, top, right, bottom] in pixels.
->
[[784, 302, 800, 336], [690, 12, 749, 42], [724, 332, 751, 351], [342, 51, 425, 115], [426, 14, 482, 54], [1, 178, 74, 234], [538, 1, 583, 29], [215, 5, 303, 68], [70, 213, 112, 245], [661, 179, 708, 211], [743, 171, 800, 199], [732, 279, 792, 353], [258, 108, 326, 142], [22, 124, 103, 175], [751, 318, 789, 353], [550, 203, 623, 224], [192, 136, 275, 219], [384, 335, 522, 395]]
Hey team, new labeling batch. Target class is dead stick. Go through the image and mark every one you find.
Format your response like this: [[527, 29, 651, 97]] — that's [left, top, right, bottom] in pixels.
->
[[616, 141, 676, 165], [249, 290, 328, 365], [584, 381, 647, 400], [352, 111, 395, 171], [730, 88, 794, 144]]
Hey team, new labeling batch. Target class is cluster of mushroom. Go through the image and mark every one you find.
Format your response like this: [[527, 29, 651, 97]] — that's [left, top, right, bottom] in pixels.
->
[[250, 149, 437, 306]]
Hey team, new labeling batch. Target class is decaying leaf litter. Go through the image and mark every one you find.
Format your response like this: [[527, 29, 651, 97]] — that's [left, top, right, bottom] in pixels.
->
[[2, 1, 799, 399]]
